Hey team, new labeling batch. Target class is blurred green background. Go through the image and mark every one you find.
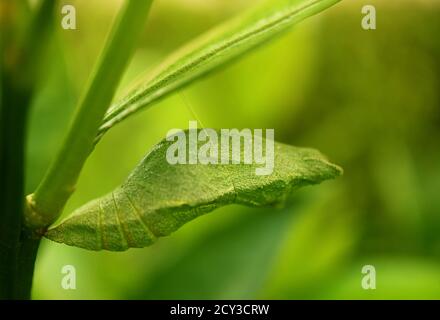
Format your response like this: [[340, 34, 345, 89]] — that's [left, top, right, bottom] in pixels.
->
[[25, 0, 440, 299]]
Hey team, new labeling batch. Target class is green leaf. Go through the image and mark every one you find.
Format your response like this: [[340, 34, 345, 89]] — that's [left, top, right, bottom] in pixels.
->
[[45, 131, 342, 251], [95, 0, 342, 142]]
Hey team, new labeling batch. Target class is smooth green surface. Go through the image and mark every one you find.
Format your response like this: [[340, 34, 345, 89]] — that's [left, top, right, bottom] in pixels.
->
[[46, 133, 341, 251], [29, 0, 154, 228], [96, 0, 341, 142], [0, 0, 54, 299]]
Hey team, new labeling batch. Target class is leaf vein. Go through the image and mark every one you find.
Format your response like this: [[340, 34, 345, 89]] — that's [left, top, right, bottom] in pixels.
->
[[111, 192, 130, 249], [122, 190, 158, 240]]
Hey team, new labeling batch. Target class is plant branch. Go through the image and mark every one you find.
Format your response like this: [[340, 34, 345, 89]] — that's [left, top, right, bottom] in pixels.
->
[[29, 0, 154, 229]]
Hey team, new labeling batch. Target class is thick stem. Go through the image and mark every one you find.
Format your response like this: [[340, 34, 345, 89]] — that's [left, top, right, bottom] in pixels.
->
[[0, 80, 30, 299], [13, 236, 41, 299], [31, 0, 154, 228], [0, 0, 54, 299]]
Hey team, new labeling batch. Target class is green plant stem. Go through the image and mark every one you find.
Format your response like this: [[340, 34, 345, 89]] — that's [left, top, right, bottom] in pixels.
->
[[0, 80, 30, 299], [30, 0, 154, 228], [13, 237, 41, 299], [0, 0, 55, 299]]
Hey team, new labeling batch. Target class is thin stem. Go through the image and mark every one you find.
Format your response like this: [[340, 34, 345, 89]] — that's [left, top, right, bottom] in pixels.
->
[[30, 1, 154, 228]]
